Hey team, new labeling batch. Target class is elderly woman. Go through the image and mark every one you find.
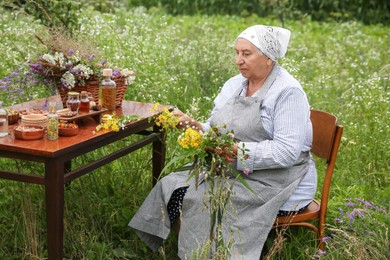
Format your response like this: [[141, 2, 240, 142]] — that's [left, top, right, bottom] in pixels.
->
[[129, 25, 316, 259]]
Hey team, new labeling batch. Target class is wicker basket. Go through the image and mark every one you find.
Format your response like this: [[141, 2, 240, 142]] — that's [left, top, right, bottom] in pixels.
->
[[58, 77, 128, 108]]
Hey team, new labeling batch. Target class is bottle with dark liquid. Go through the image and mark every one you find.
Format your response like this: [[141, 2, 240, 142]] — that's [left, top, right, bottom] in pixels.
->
[[99, 69, 116, 112], [79, 91, 90, 114]]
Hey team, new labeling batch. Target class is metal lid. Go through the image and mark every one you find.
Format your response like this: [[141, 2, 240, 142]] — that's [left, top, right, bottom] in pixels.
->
[[68, 91, 80, 96]]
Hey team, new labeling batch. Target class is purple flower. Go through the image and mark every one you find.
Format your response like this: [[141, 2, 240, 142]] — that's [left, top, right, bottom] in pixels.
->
[[334, 217, 344, 223], [112, 70, 120, 77], [318, 249, 326, 255], [338, 207, 344, 217], [346, 212, 355, 222], [355, 198, 373, 207], [88, 54, 95, 62], [70, 68, 82, 74], [322, 236, 330, 243], [66, 49, 75, 56], [227, 133, 235, 139], [351, 208, 365, 218], [346, 202, 357, 207], [313, 249, 326, 258]]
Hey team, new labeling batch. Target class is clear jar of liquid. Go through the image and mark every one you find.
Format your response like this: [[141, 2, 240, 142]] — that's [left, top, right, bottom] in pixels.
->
[[0, 101, 8, 137]]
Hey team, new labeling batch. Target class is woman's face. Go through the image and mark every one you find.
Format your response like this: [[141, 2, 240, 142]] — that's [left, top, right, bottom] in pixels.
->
[[235, 38, 270, 81]]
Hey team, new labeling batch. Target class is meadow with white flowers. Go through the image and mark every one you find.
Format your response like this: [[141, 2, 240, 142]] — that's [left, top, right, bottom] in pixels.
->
[[0, 5, 389, 259]]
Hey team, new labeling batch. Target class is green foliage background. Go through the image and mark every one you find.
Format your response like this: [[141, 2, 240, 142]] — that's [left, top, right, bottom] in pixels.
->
[[0, 2, 389, 259], [2, 0, 390, 27]]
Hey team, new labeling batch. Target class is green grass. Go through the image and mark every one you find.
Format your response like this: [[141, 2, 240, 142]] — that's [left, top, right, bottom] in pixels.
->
[[0, 6, 389, 260]]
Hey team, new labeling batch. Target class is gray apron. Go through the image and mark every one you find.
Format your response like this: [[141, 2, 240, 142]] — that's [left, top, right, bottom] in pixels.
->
[[129, 66, 309, 259]]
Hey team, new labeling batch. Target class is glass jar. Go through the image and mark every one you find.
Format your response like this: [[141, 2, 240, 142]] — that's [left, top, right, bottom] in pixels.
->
[[66, 91, 81, 113], [87, 92, 96, 107], [79, 91, 90, 114], [47, 101, 59, 140], [0, 101, 8, 137]]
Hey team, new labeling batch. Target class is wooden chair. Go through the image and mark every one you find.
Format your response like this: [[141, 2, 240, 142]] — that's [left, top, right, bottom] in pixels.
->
[[272, 109, 343, 250]]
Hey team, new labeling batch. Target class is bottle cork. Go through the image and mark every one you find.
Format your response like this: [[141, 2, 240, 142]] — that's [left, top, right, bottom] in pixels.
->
[[102, 69, 113, 77]]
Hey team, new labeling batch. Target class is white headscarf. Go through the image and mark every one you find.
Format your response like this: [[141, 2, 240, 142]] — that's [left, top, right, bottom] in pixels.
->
[[237, 25, 291, 61]]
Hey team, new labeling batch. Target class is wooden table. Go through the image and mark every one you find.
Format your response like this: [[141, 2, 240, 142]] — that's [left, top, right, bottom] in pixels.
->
[[0, 97, 167, 259]]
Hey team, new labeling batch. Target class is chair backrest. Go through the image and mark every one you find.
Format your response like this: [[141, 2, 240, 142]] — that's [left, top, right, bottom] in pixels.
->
[[310, 110, 343, 215]]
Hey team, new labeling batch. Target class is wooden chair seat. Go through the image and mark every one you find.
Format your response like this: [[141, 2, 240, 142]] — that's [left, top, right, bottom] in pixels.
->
[[275, 199, 320, 225]]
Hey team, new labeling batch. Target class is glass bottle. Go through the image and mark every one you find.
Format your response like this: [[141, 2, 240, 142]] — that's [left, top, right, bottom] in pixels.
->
[[0, 101, 8, 137], [79, 91, 90, 114], [66, 91, 81, 113], [47, 101, 59, 140], [99, 68, 116, 112], [87, 92, 96, 107]]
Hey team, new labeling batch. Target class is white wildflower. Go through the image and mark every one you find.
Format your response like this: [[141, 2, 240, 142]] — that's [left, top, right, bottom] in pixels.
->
[[73, 64, 94, 79], [61, 71, 76, 89], [53, 52, 66, 68], [42, 54, 55, 64]]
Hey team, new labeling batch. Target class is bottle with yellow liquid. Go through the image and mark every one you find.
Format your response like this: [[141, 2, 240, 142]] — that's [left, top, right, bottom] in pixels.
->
[[99, 69, 116, 112]]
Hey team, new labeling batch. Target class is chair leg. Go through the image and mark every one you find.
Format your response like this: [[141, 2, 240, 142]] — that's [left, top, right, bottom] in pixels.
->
[[318, 219, 325, 250], [318, 238, 324, 251]]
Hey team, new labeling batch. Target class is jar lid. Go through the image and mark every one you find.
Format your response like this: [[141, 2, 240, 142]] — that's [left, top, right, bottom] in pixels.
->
[[68, 91, 80, 96]]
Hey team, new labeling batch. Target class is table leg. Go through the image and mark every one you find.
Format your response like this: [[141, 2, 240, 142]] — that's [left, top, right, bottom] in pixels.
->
[[45, 159, 65, 260], [152, 126, 166, 186]]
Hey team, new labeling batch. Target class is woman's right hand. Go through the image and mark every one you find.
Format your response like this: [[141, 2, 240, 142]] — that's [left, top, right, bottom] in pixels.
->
[[172, 108, 202, 130]]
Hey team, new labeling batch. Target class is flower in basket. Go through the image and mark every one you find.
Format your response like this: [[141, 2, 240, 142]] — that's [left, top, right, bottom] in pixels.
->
[[29, 48, 136, 91]]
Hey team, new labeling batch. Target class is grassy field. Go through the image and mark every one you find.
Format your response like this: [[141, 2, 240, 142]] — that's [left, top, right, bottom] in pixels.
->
[[0, 6, 389, 259]]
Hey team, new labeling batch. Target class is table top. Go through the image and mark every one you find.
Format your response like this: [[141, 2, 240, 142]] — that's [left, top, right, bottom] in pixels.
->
[[0, 99, 162, 157]]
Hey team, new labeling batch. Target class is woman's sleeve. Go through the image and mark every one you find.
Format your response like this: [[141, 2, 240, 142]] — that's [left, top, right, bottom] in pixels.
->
[[237, 87, 310, 171]]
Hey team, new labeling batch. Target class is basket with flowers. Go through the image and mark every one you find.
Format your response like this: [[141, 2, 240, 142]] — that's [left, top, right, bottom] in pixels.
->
[[28, 31, 136, 108]]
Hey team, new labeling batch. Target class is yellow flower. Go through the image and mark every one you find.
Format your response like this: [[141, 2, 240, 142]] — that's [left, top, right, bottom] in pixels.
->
[[178, 128, 203, 149], [151, 103, 179, 130]]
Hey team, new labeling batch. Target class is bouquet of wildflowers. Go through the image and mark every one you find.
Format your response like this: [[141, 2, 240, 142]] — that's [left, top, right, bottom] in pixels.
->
[[151, 103, 252, 258]]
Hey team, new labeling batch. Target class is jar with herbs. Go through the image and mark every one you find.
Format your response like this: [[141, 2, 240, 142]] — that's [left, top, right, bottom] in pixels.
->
[[47, 101, 59, 140]]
